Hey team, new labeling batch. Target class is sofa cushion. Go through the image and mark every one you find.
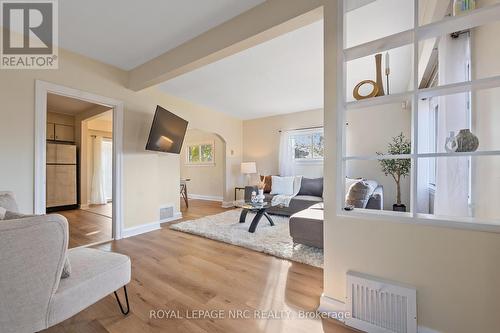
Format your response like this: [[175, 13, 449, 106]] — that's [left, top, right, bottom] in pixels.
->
[[289, 208, 324, 249], [48, 248, 131, 326], [0, 192, 18, 213], [293, 195, 322, 202], [270, 176, 295, 195], [259, 175, 272, 193], [298, 177, 323, 197]]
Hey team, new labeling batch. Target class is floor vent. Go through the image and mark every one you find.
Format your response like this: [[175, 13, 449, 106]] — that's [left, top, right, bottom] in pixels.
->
[[346, 271, 417, 333], [159, 205, 174, 221]]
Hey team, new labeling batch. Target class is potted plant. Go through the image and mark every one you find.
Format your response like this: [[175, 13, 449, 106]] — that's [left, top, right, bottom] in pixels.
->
[[377, 133, 411, 212]]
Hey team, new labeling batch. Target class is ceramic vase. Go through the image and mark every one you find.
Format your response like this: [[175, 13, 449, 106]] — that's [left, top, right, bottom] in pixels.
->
[[257, 189, 265, 203], [455, 129, 479, 152]]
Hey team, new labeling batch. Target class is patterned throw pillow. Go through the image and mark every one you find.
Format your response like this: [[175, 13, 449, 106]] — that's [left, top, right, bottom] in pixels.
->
[[259, 175, 272, 193], [345, 181, 373, 208]]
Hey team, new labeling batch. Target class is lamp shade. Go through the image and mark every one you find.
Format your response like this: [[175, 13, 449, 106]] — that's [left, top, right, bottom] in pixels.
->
[[240, 162, 257, 174]]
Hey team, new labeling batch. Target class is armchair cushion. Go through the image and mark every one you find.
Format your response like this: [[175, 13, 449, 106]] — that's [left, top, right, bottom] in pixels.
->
[[48, 248, 131, 326]]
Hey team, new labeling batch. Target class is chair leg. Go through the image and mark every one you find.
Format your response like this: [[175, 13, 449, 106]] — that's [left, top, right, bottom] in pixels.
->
[[114, 285, 130, 315]]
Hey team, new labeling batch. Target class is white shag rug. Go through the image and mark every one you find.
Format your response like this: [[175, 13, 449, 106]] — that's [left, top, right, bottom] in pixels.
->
[[170, 209, 323, 268]]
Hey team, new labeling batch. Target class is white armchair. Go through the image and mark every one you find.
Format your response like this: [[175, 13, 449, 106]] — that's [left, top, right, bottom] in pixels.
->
[[0, 192, 131, 333]]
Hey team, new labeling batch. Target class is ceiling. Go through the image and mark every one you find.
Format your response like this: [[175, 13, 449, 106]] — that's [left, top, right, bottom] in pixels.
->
[[158, 0, 413, 119], [159, 20, 324, 120], [47, 93, 110, 115], [57, 0, 264, 70]]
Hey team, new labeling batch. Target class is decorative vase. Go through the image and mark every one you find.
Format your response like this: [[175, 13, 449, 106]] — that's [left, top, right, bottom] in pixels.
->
[[444, 131, 458, 153], [257, 189, 265, 204], [251, 191, 258, 204], [455, 129, 479, 152]]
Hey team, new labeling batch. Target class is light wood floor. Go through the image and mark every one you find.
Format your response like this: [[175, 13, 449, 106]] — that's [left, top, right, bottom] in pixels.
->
[[43, 200, 356, 333], [57, 205, 112, 248]]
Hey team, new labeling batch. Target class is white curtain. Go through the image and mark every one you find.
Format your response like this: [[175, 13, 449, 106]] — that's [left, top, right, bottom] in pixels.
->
[[102, 139, 113, 201], [90, 136, 107, 204], [434, 33, 470, 217], [279, 131, 295, 176]]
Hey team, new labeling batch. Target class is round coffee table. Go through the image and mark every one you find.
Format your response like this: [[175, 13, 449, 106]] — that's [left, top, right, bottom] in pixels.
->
[[238, 202, 275, 233]]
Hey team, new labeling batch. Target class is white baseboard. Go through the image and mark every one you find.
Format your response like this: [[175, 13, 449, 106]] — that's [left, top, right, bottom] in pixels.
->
[[159, 212, 183, 224], [79, 203, 90, 209], [317, 294, 348, 322], [188, 194, 223, 202], [122, 221, 161, 238], [418, 326, 442, 333]]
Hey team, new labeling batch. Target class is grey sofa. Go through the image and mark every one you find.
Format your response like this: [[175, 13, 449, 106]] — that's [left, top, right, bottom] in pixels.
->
[[0, 191, 131, 333], [244, 182, 383, 217], [289, 203, 324, 248]]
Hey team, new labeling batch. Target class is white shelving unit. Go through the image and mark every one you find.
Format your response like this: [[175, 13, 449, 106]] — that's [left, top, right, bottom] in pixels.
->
[[337, 0, 500, 231]]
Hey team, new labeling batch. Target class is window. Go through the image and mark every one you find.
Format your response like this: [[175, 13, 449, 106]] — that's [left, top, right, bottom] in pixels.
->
[[290, 129, 324, 161], [339, 0, 500, 228], [187, 142, 214, 165]]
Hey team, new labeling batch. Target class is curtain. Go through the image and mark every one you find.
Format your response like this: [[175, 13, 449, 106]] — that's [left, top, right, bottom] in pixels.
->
[[90, 136, 107, 204], [434, 33, 470, 217], [102, 139, 113, 201], [278, 131, 295, 176]]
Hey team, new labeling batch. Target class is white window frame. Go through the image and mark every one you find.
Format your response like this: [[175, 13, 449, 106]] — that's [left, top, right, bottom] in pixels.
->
[[186, 141, 215, 166], [336, 1, 500, 232], [289, 128, 324, 163]]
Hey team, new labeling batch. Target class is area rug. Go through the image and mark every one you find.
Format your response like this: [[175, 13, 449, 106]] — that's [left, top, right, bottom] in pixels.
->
[[170, 209, 323, 268]]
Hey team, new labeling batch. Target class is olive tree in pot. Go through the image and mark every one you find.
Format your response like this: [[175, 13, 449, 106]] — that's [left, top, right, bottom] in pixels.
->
[[377, 133, 411, 212]]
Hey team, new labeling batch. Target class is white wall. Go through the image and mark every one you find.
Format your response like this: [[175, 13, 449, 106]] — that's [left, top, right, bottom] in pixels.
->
[[346, 102, 412, 210], [180, 129, 225, 200], [0, 42, 243, 227], [242, 108, 323, 183]]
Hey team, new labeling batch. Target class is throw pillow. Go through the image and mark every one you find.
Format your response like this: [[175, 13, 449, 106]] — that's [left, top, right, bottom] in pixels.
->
[[345, 181, 373, 208], [259, 175, 272, 193], [3, 211, 35, 220], [0, 207, 6, 220], [61, 257, 72, 279], [270, 176, 295, 195], [298, 177, 323, 197], [0, 193, 19, 212]]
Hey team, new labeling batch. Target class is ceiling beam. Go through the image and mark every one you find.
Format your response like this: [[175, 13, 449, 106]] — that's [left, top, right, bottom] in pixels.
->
[[127, 0, 323, 91]]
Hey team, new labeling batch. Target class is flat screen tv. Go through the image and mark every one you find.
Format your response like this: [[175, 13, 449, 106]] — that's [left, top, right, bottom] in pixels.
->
[[145, 106, 189, 154]]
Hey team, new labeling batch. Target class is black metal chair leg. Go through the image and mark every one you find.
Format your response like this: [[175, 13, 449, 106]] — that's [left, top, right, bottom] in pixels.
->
[[114, 285, 130, 315]]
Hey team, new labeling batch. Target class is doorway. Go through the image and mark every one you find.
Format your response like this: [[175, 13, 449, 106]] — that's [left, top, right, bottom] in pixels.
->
[[35, 81, 124, 247]]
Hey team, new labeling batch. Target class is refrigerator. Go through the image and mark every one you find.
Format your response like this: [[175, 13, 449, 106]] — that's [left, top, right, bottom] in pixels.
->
[[46, 142, 77, 210]]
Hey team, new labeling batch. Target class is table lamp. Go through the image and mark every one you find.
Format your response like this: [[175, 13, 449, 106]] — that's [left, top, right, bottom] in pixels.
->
[[241, 162, 257, 185]]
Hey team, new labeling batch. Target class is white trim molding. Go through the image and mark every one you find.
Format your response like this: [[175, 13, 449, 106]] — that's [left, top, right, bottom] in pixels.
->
[[34, 80, 125, 239], [122, 221, 161, 238], [188, 194, 223, 202], [317, 294, 348, 323]]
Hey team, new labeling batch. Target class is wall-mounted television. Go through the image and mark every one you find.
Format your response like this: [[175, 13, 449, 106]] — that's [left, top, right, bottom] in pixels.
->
[[145, 105, 189, 154]]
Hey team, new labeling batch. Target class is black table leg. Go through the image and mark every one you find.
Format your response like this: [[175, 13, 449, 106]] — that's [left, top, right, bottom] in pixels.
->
[[248, 209, 265, 233], [263, 212, 275, 226], [239, 209, 248, 223]]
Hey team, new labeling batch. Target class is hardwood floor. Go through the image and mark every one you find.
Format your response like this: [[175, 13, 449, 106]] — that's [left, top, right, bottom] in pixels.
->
[[57, 206, 112, 248], [82, 203, 113, 218], [43, 200, 356, 333]]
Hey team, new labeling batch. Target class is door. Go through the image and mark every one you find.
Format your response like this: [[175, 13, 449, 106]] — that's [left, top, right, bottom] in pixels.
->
[[46, 165, 77, 207], [55, 124, 75, 142], [56, 144, 77, 164], [47, 123, 55, 140]]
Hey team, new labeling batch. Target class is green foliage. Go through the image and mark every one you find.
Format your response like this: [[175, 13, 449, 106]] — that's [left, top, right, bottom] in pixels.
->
[[377, 133, 411, 204]]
